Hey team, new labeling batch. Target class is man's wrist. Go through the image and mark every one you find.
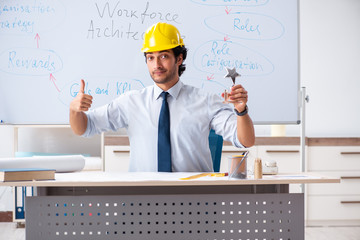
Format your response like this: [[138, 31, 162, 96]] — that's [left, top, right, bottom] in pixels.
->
[[234, 105, 248, 116]]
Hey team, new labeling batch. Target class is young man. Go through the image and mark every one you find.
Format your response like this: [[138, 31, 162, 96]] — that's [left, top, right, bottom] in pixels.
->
[[70, 22, 255, 172]]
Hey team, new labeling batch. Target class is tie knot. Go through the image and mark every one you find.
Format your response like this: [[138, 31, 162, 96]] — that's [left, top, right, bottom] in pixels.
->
[[161, 91, 169, 100]]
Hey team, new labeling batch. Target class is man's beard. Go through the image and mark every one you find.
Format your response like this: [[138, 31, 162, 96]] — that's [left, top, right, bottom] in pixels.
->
[[151, 66, 178, 84]]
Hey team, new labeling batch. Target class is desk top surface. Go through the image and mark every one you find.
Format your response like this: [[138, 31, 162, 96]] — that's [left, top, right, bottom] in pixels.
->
[[0, 171, 340, 187]]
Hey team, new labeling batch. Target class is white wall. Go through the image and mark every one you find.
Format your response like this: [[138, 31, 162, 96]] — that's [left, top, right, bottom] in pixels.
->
[[256, 0, 360, 137], [0, 0, 360, 211], [0, 126, 101, 158], [300, 0, 360, 137]]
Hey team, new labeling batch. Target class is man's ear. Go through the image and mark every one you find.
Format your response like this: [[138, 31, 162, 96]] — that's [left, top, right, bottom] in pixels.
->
[[176, 54, 183, 65]]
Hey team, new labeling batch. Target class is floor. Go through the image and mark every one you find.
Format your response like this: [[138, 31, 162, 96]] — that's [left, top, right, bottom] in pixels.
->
[[305, 226, 360, 240], [1, 223, 359, 240]]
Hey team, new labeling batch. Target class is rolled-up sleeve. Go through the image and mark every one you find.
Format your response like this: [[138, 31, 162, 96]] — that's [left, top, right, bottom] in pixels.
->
[[82, 94, 129, 137], [209, 94, 244, 148]]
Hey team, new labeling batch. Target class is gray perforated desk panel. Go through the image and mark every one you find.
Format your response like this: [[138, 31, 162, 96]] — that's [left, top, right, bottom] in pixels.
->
[[26, 189, 303, 240], [10, 172, 338, 240]]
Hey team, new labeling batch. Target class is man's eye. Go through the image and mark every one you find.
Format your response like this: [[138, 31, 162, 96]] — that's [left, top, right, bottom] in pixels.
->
[[147, 56, 153, 61]]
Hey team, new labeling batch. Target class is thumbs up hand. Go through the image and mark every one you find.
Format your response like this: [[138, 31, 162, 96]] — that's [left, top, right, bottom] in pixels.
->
[[70, 79, 93, 112]]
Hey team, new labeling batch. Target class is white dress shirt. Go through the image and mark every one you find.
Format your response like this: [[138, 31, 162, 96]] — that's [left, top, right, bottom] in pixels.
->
[[83, 80, 243, 172]]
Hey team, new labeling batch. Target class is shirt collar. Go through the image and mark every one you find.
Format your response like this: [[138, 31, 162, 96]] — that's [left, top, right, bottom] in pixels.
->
[[154, 80, 183, 101]]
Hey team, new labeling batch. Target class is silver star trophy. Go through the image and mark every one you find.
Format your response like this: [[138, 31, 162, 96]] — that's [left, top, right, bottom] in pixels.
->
[[223, 67, 241, 103]]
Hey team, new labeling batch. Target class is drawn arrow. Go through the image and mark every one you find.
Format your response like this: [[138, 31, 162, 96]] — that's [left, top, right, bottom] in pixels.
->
[[225, 6, 232, 15], [207, 74, 215, 81], [224, 35, 230, 41], [50, 73, 60, 92], [34, 33, 40, 48]]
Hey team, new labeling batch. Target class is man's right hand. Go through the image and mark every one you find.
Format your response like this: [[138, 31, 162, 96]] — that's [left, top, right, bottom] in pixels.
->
[[69, 80, 93, 135], [70, 79, 93, 112]]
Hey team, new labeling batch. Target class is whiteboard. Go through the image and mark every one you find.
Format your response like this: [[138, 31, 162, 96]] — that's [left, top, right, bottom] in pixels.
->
[[0, 0, 299, 124]]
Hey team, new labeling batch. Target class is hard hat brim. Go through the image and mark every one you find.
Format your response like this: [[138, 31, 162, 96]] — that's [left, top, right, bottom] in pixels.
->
[[141, 43, 184, 53]]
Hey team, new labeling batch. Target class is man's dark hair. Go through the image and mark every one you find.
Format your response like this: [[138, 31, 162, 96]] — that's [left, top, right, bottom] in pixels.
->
[[172, 45, 187, 77], [144, 45, 188, 77]]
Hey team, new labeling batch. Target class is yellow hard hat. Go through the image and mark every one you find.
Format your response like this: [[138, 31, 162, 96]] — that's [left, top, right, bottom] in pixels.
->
[[141, 22, 184, 52]]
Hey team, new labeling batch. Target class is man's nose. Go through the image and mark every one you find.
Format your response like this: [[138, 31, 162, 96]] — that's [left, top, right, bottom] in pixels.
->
[[154, 57, 162, 68]]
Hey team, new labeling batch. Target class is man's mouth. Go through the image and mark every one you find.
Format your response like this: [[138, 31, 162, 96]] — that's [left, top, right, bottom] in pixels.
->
[[154, 70, 166, 75]]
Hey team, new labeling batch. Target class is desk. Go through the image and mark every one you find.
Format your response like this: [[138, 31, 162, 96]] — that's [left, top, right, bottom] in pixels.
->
[[1, 172, 339, 240]]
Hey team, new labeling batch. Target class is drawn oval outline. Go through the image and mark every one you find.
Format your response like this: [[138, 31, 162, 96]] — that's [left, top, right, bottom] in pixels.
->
[[205, 12, 285, 40], [0, 47, 63, 76], [190, 0, 269, 7], [193, 40, 274, 76]]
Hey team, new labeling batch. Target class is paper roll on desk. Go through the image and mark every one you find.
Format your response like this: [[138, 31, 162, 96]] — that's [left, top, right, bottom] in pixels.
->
[[0, 155, 85, 173]]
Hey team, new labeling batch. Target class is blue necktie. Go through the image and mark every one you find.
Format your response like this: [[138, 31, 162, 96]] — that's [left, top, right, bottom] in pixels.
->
[[158, 92, 171, 172]]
